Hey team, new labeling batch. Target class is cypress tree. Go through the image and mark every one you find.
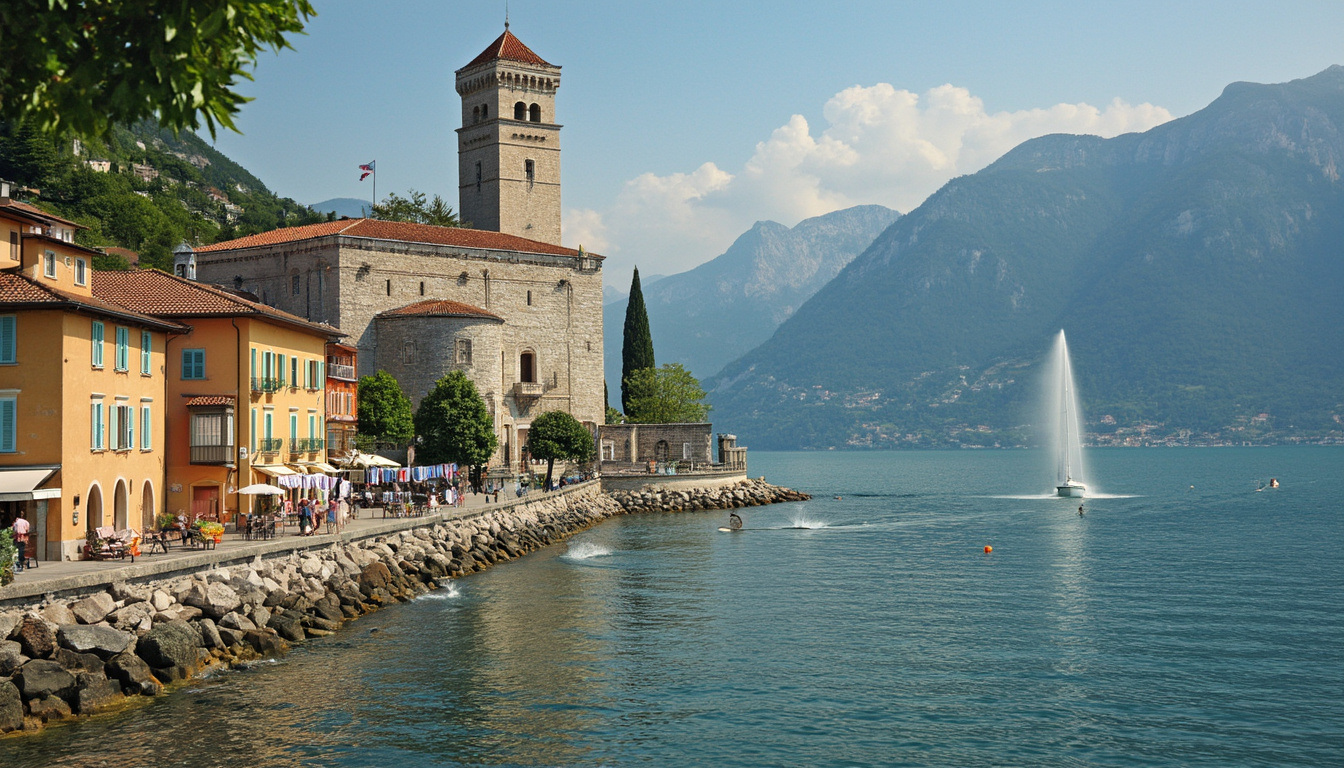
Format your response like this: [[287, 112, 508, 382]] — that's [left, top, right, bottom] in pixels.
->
[[620, 267, 655, 413]]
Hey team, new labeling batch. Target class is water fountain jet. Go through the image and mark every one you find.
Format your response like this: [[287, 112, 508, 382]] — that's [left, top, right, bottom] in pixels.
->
[[1048, 330, 1087, 498]]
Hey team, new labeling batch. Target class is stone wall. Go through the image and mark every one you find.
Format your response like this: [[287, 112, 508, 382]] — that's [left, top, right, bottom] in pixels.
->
[[598, 423, 714, 463]]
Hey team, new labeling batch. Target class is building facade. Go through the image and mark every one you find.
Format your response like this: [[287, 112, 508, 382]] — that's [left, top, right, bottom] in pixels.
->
[[325, 342, 358, 458], [92, 270, 342, 526], [1, 199, 182, 561], [191, 27, 602, 475]]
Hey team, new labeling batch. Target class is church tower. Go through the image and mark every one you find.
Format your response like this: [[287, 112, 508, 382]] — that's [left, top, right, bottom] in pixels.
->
[[455, 25, 562, 246]]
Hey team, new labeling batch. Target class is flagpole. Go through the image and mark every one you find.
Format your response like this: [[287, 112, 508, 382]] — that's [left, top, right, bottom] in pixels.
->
[[372, 167, 376, 220]]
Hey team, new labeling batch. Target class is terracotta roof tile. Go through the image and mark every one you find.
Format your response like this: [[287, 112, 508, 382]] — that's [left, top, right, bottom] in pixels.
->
[[376, 299, 503, 322], [196, 218, 600, 260], [0, 272, 187, 331], [186, 395, 235, 407], [462, 29, 553, 70], [0, 199, 82, 229], [91, 269, 344, 337]]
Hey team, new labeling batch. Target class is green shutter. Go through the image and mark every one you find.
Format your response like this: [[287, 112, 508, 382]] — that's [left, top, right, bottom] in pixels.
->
[[0, 316, 15, 364], [0, 397, 15, 452], [127, 406, 135, 449], [109, 402, 118, 449], [141, 331, 151, 374], [142, 405, 152, 450], [92, 321, 104, 366]]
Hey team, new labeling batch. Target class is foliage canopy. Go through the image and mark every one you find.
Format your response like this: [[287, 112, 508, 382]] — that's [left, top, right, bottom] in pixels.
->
[[356, 371, 414, 445], [525, 410, 594, 488], [625, 363, 710, 424], [414, 371, 497, 472], [0, 0, 315, 138], [371, 189, 461, 227]]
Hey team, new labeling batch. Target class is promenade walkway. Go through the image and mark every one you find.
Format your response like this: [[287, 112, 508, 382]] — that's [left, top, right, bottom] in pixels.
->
[[1, 484, 594, 607]]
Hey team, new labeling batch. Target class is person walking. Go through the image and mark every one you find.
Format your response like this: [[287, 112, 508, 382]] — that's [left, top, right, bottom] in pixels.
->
[[11, 511, 30, 572]]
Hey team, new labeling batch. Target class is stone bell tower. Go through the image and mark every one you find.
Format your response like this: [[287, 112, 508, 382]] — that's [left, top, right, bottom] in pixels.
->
[[455, 24, 562, 246]]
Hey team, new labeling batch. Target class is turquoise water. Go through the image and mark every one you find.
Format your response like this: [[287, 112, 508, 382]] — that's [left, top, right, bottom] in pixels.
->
[[9, 447, 1343, 767]]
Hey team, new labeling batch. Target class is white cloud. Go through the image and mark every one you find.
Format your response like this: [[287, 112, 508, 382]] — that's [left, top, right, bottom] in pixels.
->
[[567, 83, 1173, 283]]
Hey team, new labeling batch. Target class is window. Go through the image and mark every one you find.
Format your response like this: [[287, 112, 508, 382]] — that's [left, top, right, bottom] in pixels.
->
[[43, 251, 56, 278], [0, 396, 15, 452], [526, 290, 532, 306], [140, 331, 151, 374], [291, 356, 298, 388], [250, 347, 257, 381], [91, 400, 105, 449], [520, 351, 535, 383], [683, 442, 692, 460], [529, 103, 541, 122], [8, 232, 16, 261], [0, 315, 15, 364], [525, 159, 535, 184], [75, 258, 87, 286], [91, 321, 104, 367], [290, 413, 298, 443], [114, 326, 129, 371], [403, 342, 417, 365], [113, 404, 134, 450], [475, 162, 482, 191], [514, 101, 527, 121], [419, 281, 425, 296], [181, 348, 206, 380], [264, 411, 273, 440], [386, 279, 392, 296], [481, 103, 488, 120], [308, 414, 316, 439], [456, 338, 472, 365], [141, 405, 152, 450], [190, 411, 231, 454], [292, 274, 300, 295], [277, 354, 286, 387]]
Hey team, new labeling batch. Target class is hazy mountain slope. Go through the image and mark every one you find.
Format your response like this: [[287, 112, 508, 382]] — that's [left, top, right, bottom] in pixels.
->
[[709, 66, 1344, 448], [310, 197, 372, 218], [603, 204, 899, 402]]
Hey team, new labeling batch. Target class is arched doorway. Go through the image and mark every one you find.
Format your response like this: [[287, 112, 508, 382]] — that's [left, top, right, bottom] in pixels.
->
[[113, 479, 129, 529], [85, 483, 103, 534], [141, 481, 155, 532], [655, 440, 670, 462]]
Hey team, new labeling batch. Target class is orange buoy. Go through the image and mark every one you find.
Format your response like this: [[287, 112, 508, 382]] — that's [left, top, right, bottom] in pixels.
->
[[984, 545, 993, 554]]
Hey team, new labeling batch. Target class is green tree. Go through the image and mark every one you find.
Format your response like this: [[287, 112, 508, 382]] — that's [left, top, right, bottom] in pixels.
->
[[356, 371, 414, 446], [371, 189, 461, 227], [414, 372, 497, 490], [621, 267, 655, 412], [625, 363, 711, 424], [525, 410, 595, 489], [0, 0, 315, 138]]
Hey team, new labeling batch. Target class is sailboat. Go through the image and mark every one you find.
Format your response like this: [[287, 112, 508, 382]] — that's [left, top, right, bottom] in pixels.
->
[[1055, 332, 1087, 498]]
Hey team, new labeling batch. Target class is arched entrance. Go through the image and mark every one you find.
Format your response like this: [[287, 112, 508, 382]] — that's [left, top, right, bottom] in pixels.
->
[[141, 481, 155, 532], [113, 479, 129, 529], [655, 440, 670, 462], [85, 483, 103, 534]]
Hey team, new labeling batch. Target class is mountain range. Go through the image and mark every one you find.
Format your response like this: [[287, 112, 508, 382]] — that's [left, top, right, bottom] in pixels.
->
[[709, 66, 1344, 449], [603, 204, 899, 402], [310, 197, 372, 219]]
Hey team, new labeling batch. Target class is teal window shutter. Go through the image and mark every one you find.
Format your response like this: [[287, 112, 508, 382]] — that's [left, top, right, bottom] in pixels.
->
[[92, 321, 104, 367], [142, 405, 152, 450], [0, 316, 15, 364], [0, 397, 16, 452], [141, 331, 151, 374]]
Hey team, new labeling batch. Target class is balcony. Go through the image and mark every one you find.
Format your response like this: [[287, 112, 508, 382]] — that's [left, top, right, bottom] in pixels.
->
[[258, 438, 283, 454], [190, 444, 233, 465], [251, 377, 282, 394], [328, 362, 356, 381], [289, 438, 326, 454], [513, 381, 545, 400]]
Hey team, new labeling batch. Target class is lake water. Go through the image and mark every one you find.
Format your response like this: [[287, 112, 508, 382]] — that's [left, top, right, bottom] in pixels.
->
[[8, 447, 1342, 767]]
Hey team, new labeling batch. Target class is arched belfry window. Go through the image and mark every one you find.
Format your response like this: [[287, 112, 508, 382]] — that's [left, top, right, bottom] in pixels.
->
[[514, 101, 527, 121], [525, 159, 535, 185], [519, 351, 536, 383], [529, 103, 541, 122], [481, 103, 489, 120]]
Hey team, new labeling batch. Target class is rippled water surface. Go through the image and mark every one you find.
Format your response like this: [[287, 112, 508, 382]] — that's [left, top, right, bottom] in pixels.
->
[[8, 447, 1342, 767]]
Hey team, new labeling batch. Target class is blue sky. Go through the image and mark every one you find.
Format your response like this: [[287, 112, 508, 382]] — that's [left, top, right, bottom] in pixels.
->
[[210, 0, 1344, 285]]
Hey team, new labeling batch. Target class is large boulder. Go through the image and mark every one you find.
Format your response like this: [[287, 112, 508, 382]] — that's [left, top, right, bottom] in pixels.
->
[[15, 659, 76, 701], [72, 672, 124, 714], [109, 601, 156, 633], [358, 562, 392, 596], [15, 616, 56, 659], [0, 612, 20, 640], [58, 624, 135, 659], [267, 613, 305, 643], [218, 612, 256, 632], [136, 620, 201, 671], [69, 592, 117, 624], [40, 603, 78, 627], [0, 679, 22, 732], [106, 650, 161, 696], [110, 581, 151, 604], [54, 647, 105, 675], [182, 581, 242, 619], [243, 629, 285, 656], [0, 641, 25, 676], [196, 618, 224, 650]]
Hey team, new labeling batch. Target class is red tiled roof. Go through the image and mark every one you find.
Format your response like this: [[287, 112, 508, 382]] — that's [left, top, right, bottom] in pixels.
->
[[376, 299, 503, 322], [462, 28, 553, 70], [195, 218, 600, 260], [185, 395, 235, 407], [0, 272, 188, 331], [0, 199, 82, 229], [91, 269, 344, 337]]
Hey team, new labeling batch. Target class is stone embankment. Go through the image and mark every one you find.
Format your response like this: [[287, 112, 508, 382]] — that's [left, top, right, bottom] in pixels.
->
[[607, 477, 811, 514], [0, 479, 806, 734]]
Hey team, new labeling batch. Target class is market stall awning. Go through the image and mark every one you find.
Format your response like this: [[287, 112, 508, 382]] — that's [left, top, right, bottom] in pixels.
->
[[0, 465, 61, 502], [253, 464, 299, 478], [308, 462, 341, 474], [349, 452, 400, 468]]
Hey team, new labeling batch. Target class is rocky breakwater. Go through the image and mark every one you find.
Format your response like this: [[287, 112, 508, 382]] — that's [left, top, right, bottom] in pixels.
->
[[0, 487, 625, 734], [607, 477, 811, 514]]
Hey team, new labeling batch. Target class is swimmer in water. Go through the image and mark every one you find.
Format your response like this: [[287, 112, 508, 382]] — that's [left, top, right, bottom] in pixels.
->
[[1078, 504, 1085, 516]]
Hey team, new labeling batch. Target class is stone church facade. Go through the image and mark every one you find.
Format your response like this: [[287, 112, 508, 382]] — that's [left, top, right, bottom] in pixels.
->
[[193, 27, 602, 471]]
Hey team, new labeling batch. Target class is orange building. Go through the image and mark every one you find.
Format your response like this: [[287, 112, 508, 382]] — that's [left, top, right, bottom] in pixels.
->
[[325, 342, 358, 459], [1, 198, 184, 561], [93, 269, 343, 526]]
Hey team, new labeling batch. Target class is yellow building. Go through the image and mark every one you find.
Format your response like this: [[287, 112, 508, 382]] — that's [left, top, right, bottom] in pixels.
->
[[1, 199, 184, 561], [92, 269, 343, 526]]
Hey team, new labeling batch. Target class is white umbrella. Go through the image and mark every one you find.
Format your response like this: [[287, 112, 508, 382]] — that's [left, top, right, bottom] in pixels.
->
[[238, 483, 286, 495]]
